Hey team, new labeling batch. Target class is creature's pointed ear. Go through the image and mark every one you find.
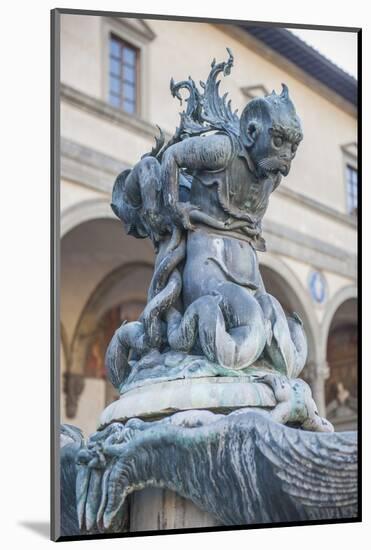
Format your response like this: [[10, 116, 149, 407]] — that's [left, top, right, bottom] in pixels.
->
[[242, 120, 260, 148], [280, 83, 289, 99]]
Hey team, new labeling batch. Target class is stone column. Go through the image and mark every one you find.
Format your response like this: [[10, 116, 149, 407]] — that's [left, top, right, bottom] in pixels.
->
[[305, 360, 329, 417]]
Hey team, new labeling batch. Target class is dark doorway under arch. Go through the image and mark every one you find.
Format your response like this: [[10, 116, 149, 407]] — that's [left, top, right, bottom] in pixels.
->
[[325, 298, 358, 431], [84, 300, 145, 406]]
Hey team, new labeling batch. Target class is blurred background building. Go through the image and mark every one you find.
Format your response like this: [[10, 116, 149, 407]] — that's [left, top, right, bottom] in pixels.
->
[[59, 14, 358, 436]]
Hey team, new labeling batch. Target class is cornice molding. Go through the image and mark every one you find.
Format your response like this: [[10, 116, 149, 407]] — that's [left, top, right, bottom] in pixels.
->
[[217, 24, 357, 118], [262, 219, 356, 279], [276, 184, 357, 229]]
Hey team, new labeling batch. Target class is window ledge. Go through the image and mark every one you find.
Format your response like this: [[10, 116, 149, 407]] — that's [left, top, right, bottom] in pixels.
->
[[61, 83, 171, 142]]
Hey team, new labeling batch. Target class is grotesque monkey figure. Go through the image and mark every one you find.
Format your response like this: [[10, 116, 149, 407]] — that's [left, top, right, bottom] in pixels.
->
[[108, 52, 307, 385]]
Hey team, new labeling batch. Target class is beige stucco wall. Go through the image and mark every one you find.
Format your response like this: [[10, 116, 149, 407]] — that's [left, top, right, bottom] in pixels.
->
[[61, 14, 102, 99], [267, 192, 356, 251]]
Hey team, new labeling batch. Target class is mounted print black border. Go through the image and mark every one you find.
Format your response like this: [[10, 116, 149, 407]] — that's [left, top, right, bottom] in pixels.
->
[[51, 7, 362, 542], [51, 7, 61, 543]]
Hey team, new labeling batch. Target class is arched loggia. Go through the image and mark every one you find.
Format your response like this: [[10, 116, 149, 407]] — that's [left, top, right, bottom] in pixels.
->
[[64, 261, 152, 426], [320, 285, 357, 362], [322, 290, 358, 431], [259, 253, 325, 413], [60, 205, 155, 432]]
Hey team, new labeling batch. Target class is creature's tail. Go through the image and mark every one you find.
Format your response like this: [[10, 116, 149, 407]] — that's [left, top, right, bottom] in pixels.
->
[[105, 321, 146, 390]]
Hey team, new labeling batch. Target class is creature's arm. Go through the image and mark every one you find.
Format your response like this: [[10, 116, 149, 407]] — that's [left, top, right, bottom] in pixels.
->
[[161, 134, 232, 229]]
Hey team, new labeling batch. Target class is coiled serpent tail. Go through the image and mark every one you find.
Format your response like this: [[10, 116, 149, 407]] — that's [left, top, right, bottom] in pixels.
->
[[143, 227, 186, 348]]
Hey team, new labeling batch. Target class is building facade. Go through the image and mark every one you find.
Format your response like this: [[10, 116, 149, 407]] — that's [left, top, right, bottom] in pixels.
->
[[59, 14, 358, 436]]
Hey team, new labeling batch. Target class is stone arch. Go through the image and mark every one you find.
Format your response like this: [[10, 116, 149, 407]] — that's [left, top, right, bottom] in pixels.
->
[[61, 204, 155, 422], [321, 286, 358, 430], [320, 285, 358, 362], [64, 261, 152, 419], [61, 197, 116, 238], [69, 261, 152, 377], [259, 252, 321, 364], [258, 252, 326, 412]]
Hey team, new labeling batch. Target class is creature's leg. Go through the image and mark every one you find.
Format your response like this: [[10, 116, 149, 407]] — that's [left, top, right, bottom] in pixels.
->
[[301, 415, 334, 433], [252, 374, 294, 425], [268, 402, 292, 425], [299, 388, 334, 433]]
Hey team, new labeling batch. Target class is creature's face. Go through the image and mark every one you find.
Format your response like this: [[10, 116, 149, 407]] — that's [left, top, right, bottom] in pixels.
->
[[240, 85, 303, 181], [249, 121, 302, 179]]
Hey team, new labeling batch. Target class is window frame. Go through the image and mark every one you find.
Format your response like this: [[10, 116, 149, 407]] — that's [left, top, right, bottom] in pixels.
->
[[101, 17, 155, 120], [108, 34, 140, 115], [341, 142, 358, 217], [345, 163, 358, 216]]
